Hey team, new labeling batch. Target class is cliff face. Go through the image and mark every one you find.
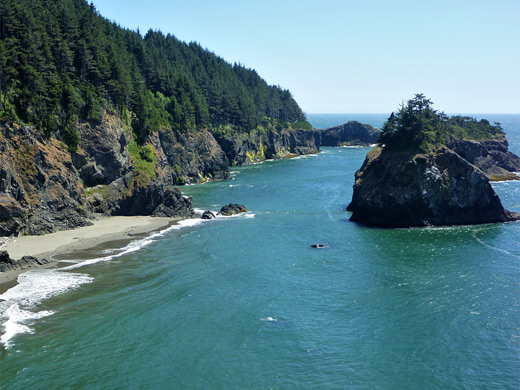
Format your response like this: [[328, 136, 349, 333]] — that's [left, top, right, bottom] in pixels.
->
[[0, 124, 92, 236], [215, 128, 319, 165], [347, 146, 520, 228], [319, 121, 381, 146], [0, 113, 322, 236], [446, 136, 520, 181]]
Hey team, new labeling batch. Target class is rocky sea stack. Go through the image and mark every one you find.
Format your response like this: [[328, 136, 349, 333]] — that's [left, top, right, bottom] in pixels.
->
[[347, 94, 520, 228], [319, 121, 381, 146]]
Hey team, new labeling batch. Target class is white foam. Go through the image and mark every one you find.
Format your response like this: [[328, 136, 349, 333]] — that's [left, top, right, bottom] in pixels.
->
[[60, 217, 205, 270], [0, 269, 93, 348], [245, 213, 256, 219], [261, 316, 278, 322]]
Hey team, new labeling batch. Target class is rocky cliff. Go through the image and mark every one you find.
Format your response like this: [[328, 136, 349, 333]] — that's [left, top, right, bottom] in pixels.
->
[[347, 145, 520, 228], [215, 128, 319, 165], [0, 112, 322, 236], [446, 136, 520, 181], [319, 121, 381, 146]]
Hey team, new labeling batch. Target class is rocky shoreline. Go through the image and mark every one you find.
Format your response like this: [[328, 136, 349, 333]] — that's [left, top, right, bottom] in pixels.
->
[[0, 115, 380, 238]]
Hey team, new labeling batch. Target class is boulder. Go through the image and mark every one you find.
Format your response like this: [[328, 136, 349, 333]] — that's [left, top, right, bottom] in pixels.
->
[[218, 204, 248, 216], [201, 210, 216, 220]]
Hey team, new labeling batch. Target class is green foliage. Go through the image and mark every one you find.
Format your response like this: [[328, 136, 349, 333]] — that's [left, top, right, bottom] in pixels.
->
[[445, 116, 504, 140], [128, 139, 156, 179], [379, 94, 443, 152], [379, 94, 504, 152], [0, 0, 308, 148], [291, 120, 313, 130]]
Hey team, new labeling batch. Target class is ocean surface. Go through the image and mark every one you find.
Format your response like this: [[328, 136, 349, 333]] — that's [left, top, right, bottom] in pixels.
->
[[1, 114, 519, 389]]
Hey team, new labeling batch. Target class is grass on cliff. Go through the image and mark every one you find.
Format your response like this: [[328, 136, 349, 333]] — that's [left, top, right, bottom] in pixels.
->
[[128, 140, 156, 180]]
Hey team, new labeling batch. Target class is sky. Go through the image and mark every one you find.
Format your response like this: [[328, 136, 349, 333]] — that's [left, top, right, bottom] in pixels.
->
[[90, 0, 520, 114]]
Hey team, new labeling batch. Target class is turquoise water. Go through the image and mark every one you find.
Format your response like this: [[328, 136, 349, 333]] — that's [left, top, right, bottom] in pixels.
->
[[1, 115, 519, 389]]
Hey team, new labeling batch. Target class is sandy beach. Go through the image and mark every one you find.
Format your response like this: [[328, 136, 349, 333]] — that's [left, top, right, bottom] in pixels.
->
[[0, 216, 180, 288]]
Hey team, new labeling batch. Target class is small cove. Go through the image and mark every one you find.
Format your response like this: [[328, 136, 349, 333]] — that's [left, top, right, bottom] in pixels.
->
[[0, 114, 519, 389]]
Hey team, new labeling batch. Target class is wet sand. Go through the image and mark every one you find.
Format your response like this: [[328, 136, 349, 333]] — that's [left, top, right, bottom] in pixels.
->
[[0, 216, 180, 289]]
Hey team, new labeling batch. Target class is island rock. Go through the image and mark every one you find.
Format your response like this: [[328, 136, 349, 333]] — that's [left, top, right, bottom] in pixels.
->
[[347, 95, 520, 228], [347, 146, 520, 227], [217, 204, 248, 216], [319, 121, 381, 146]]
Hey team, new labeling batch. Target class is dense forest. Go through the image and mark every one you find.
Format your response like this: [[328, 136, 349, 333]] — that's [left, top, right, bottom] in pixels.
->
[[378, 94, 505, 152], [0, 0, 310, 151]]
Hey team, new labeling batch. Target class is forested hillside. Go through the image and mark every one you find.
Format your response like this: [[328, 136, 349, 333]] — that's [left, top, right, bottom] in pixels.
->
[[0, 0, 309, 151]]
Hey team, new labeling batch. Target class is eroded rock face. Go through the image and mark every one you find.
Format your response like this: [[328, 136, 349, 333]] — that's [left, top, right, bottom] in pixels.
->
[[201, 211, 216, 220], [446, 137, 520, 180], [347, 146, 520, 227], [319, 121, 381, 146], [75, 113, 131, 186], [215, 128, 320, 165], [0, 124, 91, 236], [159, 129, 230, 183]]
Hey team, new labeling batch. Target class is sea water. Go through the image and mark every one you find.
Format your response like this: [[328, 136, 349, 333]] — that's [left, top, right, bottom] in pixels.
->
[[0, 115, 519, 389]]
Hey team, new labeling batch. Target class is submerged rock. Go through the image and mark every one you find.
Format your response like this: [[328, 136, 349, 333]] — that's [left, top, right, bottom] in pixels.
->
[[347, 146, 520, 227], [217, 204, 248, 216]]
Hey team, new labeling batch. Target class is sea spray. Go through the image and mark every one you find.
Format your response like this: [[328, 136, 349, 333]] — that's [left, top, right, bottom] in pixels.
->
[[0, 270, 93, 347]]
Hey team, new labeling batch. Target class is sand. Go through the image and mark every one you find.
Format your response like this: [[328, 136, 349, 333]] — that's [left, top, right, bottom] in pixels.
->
[[0, 216, 180, 288]]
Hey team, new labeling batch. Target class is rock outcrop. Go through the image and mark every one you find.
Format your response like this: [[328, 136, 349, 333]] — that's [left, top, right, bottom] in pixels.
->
[[215, 128, 319, 165], [0, 112, 321, 236], [446, 136, 520, 181], [218, 204, 248, 216], [0, 123, 92, 236], [347, 146, 520, 228], [319, 121, 381, 146], [201, 210, 216, 220], [0, 250, 55, 272]]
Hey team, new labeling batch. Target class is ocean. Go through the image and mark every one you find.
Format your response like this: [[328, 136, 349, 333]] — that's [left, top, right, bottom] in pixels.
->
[[1, 114, 519, 389]]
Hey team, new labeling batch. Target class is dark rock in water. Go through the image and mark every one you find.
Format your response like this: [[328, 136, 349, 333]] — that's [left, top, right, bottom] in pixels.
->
[[0, 250, 54, 272], [201, 210, 216, 220], [311, 244, 325, 248], [218, 204, 248, 216], [347, 146, 520, 228], [319, 121, 381, 146]]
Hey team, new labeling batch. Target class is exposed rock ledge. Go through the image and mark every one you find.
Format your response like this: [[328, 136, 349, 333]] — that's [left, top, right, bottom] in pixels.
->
[[0, 250, 55, 273], [347, 146, 520, 228]]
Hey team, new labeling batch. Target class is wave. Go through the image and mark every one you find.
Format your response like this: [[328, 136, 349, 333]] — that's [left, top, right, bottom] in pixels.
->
[[0, 210, 255, 347], [0, 217, 205, 348], [60, 217, 205, 270], [0, 270, 93, 348]]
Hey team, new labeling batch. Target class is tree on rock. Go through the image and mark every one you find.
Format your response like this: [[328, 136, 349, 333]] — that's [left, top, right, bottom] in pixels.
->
[[379, 94, 444, 152]]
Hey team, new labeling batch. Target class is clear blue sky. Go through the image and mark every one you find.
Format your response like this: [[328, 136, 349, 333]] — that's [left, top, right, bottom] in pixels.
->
[[90, 0, 519, 114]]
